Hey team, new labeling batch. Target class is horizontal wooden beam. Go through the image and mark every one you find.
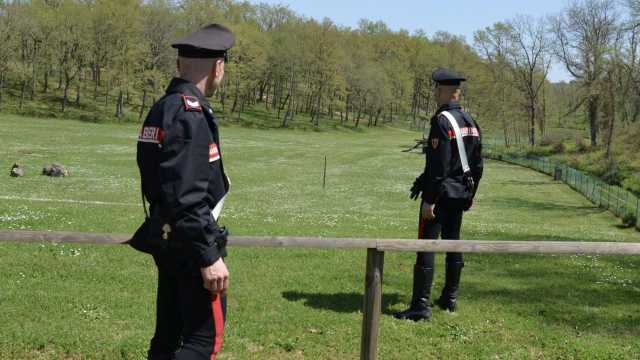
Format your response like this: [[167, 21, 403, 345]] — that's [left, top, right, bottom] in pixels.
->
[[1, 230, 640, 255], [0, 231, 379, 248], [0, 230, 129, 245], [375, 239, 640, 255]]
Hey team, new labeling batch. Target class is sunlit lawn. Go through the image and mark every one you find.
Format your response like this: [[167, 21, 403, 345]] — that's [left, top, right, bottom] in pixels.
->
[[1, 115, 639, 359]]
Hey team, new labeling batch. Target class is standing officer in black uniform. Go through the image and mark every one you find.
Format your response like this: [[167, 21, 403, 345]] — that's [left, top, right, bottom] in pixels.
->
[[130, 24, 234, 359], [394, 68, 483, 321]]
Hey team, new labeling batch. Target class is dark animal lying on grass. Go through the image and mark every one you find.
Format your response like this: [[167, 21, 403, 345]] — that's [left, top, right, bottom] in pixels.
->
[[10, 163, 24, 177], [42, 163, 69, 177]]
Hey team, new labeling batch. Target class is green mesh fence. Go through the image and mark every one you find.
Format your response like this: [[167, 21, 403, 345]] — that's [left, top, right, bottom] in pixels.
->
[[485, 147, 640, 230]]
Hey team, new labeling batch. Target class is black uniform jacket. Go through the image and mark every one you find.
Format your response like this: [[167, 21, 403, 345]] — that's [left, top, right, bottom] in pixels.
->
[[420, 101, 483, 205], [136, 78, 229, 267]]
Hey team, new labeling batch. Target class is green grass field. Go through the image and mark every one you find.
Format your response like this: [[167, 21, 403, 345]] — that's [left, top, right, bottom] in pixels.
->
[[1, 114, 639, 359]]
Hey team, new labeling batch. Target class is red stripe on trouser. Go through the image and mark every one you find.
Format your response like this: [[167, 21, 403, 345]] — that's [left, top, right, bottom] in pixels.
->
[[210, 295, 225, 360], [419, 217, 427, 239]]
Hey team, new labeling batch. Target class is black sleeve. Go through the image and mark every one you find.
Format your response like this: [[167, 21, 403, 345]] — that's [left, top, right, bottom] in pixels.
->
[[423, 115, 452, 204], [158, 107, 221, 267]]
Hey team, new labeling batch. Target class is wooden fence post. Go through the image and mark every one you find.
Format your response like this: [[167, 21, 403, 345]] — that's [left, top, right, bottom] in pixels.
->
[[636, 197, 640, 230], [361, 248, 385, 360]]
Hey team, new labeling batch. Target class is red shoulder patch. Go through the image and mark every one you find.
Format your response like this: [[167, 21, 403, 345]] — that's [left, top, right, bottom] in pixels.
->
[[182, 95, 203, 112], [138, 126, 165, 144], [209, 143, 220, 162]]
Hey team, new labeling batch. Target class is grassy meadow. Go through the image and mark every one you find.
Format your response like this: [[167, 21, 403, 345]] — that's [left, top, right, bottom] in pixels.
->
[[0, 114, 639, 359]]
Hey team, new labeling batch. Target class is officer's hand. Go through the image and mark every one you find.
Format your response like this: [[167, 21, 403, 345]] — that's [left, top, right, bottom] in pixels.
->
[[201, 258, 229, 294], [421, 202, 436, 220], [410, 177, 422, 200], [410, 184, 421, 200]]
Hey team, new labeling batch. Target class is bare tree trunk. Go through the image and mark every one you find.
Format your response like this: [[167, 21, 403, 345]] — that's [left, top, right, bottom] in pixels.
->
[[540, 83, 547, 140], [218, 77, 228, 113], [355, 98, 365, 128], [61, 77, 69, 113], [271, 81, 278, 112], [231, 79, 240, 113], [313, 87, 322, 127], [76, 75, 81, 106], [500, 84, 509, 147], [329, 90, 336, 120], [0, 72, 4, 109], [31, 42, 37, 100], [138, 88, 148, 121], [411, 78, 419, 126], [265, 80, 272, 110], [105, 78, 111, 107], [94, 65, 100, 101], [115, 90, 124, 119], [277, 93, 289, 120], [258, 78, 268, 103], [20, 80, 26, 110], [43, 64, 49, 93], [604, 72, 616, 160], [281, 96, 292, 127], [587, 95, 599, 147], [605, 104, 615, 160], [236, 96, 243, 122], [529, 102, 536, 146], [345, 94, 350, 123], [57, 67, 63, 90]]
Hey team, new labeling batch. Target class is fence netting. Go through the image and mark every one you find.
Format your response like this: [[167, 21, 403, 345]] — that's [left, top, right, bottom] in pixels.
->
[[484, 146, 640, 230]]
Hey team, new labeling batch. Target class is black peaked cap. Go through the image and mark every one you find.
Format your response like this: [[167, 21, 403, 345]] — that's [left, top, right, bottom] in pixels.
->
[[432, 68, 467, 86], [172, 24, 235, 59]]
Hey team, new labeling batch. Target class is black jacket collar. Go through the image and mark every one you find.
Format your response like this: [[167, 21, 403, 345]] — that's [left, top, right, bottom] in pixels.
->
[[166, 78, 208, 103], [436, 101, 462, 113]]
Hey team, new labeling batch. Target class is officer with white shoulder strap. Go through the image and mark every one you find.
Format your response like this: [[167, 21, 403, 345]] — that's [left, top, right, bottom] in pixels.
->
[[395, 68, 483, 322]]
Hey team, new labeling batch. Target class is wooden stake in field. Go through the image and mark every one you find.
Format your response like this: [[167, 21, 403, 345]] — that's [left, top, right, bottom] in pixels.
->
[[323, 155, 327, 190]]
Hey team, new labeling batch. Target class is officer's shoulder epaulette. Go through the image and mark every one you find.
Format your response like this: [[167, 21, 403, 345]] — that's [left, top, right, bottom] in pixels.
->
[[435, 113, 450, 125], [181, 95, 203, 112]]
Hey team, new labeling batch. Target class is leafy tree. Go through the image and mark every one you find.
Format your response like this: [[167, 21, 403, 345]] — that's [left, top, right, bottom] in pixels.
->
[[550, 0, 619, 146]]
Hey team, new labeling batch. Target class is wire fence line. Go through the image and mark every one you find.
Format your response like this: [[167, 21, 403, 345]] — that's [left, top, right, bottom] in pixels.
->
[[484, 145, 640, 231]]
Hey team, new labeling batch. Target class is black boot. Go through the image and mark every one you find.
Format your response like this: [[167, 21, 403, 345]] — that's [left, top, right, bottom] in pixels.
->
[[393, 265, 433, 321], [435, 261, 464, 312]]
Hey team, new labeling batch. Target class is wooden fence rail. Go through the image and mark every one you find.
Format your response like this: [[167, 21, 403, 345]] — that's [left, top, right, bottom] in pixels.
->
[[2, 230, 640, 360]]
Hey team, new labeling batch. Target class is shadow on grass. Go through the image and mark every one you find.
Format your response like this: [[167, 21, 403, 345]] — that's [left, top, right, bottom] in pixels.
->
[[486, 196, 606, 214], [282, 291, 404, 315], [496, 179, 557, 186], [488, 232, 616, 242]]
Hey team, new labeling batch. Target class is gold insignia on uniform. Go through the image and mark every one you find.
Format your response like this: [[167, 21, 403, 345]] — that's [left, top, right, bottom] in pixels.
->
[[431, 138, 439, 149]]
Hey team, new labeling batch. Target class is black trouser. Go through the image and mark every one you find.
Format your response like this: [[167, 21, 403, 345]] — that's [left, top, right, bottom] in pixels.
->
[[416, 201, 464, 267], [149, 249, 226, 360]]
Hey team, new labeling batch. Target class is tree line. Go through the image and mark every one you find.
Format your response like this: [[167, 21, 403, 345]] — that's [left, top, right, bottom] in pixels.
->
[[0, 0, 639, 152]]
